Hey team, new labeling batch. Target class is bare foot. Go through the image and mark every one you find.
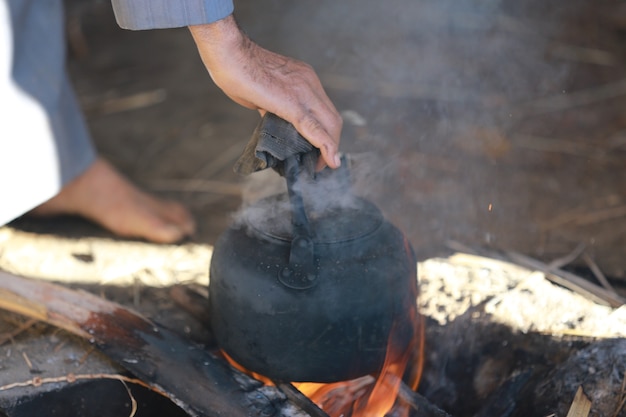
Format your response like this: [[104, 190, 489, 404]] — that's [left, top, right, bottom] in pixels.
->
[[30, 158, 196, 244]]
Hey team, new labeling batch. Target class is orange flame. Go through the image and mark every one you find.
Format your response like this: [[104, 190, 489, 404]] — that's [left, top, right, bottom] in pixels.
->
[[223, 237, 424, 417], [294, 296, 424, 417]]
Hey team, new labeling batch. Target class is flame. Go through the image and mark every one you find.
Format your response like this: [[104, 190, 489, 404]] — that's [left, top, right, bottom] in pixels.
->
[[293, 299, 424, 417], [223, 236, 424, 417]]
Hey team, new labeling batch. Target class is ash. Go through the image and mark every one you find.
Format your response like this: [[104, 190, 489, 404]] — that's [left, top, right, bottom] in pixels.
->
[[417, 253, 626, 417]]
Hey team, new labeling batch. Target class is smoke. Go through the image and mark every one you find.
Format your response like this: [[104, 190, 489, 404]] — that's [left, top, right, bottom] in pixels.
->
[[236, 158, 376, 240], [236, 0, 577, 253]]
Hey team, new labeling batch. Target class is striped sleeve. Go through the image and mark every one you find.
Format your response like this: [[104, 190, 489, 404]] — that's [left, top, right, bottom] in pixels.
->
[[111, 0, 234, 30]]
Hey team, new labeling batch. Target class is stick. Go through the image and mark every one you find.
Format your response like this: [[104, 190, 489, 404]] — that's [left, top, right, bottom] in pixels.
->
[[611, 371, 626, 417], [275, 383, 330, 417], [581, 252, 619, 296], [506, 251, 625, 308], [0, 271, 314, 417], [172, 286, 450, 417], [397, 380, 453, 417], [446, 241, 625, 308], [565, 386, 591, 417], [548, 242, 586, 269], [97, 90, 167, 115], [0, 373, 161, 395], [0, 318, 37, 346]]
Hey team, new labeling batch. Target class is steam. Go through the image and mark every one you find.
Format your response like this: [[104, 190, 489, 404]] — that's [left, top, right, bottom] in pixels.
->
[[236, 160, 369, 238], [237, 0, 574, 251]]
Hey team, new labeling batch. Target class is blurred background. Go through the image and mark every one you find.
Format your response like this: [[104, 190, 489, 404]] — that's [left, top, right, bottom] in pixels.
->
[[12, 0, 626, 281]]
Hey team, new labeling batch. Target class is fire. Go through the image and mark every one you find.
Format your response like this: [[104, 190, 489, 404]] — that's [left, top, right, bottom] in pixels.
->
[[224, 312, 424, 417], [293, 304, 424, 417], [224, 311, 424, 417], [223, 237, 424, 417]]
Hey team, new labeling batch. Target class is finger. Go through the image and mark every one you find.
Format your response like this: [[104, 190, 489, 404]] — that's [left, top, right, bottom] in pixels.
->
[[296, 91, 343, 168], [312, 96, 343, 148], [292, 111, 342, 169], [315, 156, 328, 172]]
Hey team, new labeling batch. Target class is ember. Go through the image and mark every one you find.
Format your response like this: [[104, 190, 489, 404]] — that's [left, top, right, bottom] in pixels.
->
[[294, 313, 424, 417], [224, 310, 424, 417]]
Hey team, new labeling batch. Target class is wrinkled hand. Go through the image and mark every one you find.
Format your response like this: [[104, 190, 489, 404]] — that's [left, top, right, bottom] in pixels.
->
[[189, 15, 342, 169]]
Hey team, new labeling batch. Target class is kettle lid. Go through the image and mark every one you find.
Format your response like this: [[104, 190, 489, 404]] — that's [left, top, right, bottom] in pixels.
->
[[244, 193, 383, 244]]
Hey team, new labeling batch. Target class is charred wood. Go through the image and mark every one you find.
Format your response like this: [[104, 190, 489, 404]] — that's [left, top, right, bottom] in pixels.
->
[[0, 270, 316, 417]]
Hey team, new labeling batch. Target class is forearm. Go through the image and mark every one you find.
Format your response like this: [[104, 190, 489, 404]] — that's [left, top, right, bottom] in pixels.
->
[[188, 15, 247, 71]]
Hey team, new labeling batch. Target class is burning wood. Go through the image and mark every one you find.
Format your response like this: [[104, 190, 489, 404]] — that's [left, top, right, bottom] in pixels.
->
[[2, 246, 623, 416], [224, 311, 426, 417], [219, 293, 430, 417], [0, 270, 317, 417], [0, 271, 449, 417]]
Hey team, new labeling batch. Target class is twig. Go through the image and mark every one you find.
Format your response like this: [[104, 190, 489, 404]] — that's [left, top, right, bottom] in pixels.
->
[[120, 380, 138, 417], [581, 252, 619, 296], [21, 352, 33, 370], [397, 380, 452, 417], [0, 318, 37, 345], [611, 371, 626, 417], [0, 372, 165, 397], [506, 251, 625, 308], [446, 241, 625, 308], [548, 243, 586, 269], [0, 271, 311, 417], [78, 345, 96, 365], [612, 396, 626, 417], [169, 285, 210, 323], [275, 382, 330, 417], [539, 328, 622, 339], [566, 386, 591, 417], [446, 240, 509, 263], [96, 90, 167, 115]]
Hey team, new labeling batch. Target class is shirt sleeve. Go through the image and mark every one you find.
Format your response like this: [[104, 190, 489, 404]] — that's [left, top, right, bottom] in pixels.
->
[[111, 0, 234, 30]]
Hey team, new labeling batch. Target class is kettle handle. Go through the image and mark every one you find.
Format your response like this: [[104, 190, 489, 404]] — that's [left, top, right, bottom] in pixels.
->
[[278, 154, 318, 290]]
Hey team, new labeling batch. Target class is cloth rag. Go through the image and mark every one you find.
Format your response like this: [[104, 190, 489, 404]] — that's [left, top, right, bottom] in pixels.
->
[[234, 113, 318, 176]]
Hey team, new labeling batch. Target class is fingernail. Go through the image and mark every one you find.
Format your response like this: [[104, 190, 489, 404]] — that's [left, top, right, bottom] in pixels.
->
[[334, 154, 342, 167]]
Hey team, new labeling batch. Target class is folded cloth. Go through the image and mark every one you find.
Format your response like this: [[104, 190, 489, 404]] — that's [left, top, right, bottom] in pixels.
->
[[234, 113, 318, 176]]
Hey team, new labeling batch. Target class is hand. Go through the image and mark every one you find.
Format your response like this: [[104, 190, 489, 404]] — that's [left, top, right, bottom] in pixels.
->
[[188, 15, 342, 169]]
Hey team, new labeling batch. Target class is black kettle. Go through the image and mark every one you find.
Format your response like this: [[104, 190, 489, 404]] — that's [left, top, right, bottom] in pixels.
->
[[209, 114, 418, 383]]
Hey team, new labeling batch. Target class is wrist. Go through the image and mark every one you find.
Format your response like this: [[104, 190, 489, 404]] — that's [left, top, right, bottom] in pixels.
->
[[188, 15, 247, 65]]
